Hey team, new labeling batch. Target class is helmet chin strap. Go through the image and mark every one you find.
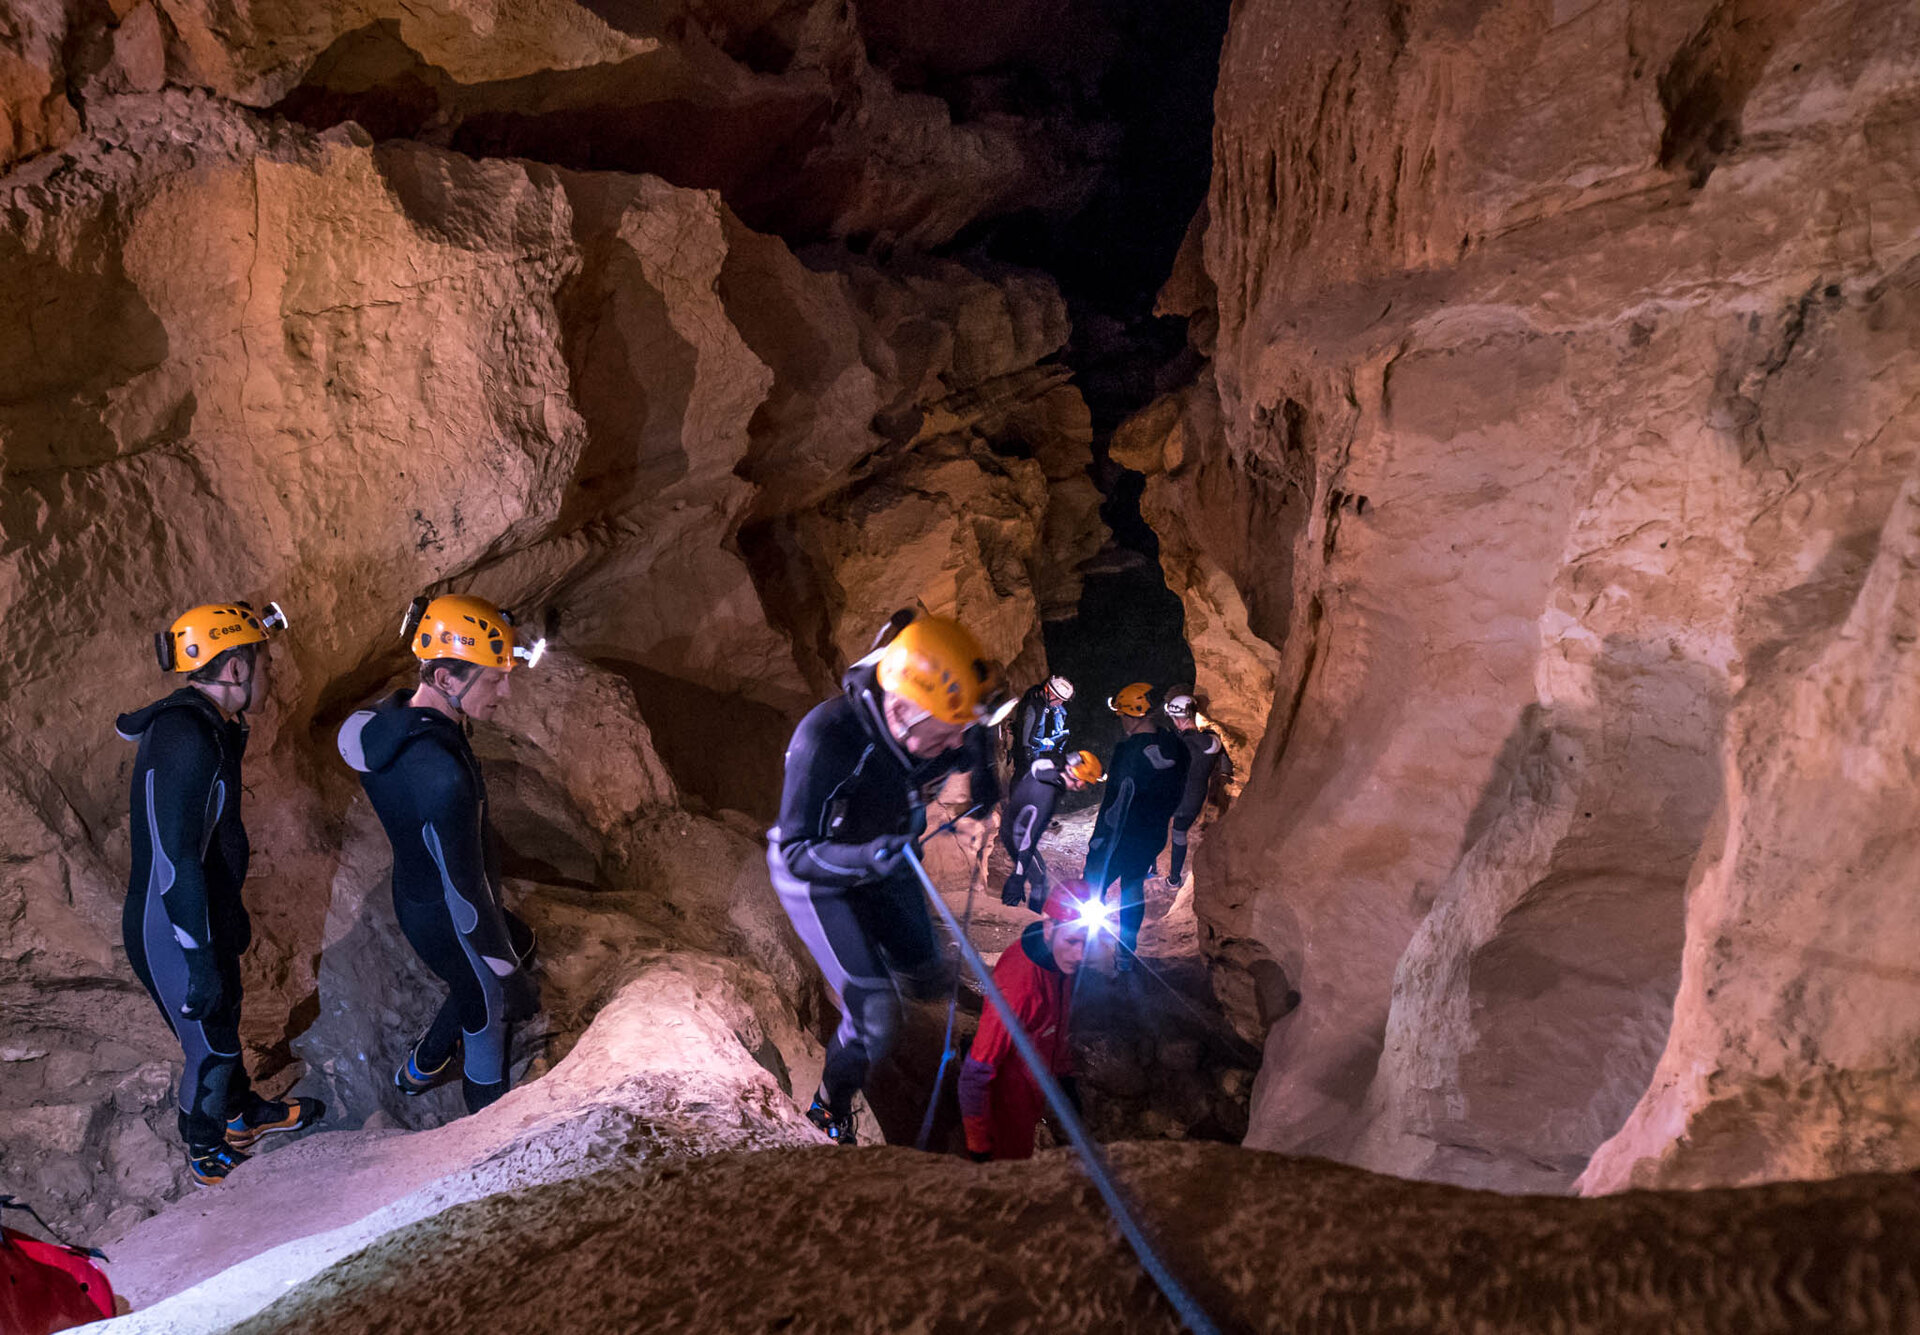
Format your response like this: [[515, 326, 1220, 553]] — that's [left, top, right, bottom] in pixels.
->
[[200, 660, 255, 716]]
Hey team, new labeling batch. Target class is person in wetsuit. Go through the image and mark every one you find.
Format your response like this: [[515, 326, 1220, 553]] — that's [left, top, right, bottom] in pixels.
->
[[1162, 694, 1232, 888], [1009, 675, 1073, 776], [1081, 682, 1189, 970], [1000, 749, 1103, 910], [120, 599, 323, 1186], [768, 611, 1008, 1146], [338, 594, 544, 1115], [959, 881, 1099, 1161]]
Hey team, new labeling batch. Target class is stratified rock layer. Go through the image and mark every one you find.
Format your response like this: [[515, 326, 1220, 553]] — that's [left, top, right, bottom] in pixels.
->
[[1152, 0, 1920, 1191]]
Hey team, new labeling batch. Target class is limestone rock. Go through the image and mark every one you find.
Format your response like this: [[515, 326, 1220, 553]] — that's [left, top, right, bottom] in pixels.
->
[[1170, 0, 1920, 1191], [230, 1144, 1920, 1334], [0, 94, 1084, 1233], [106, 958, 826, 1328]]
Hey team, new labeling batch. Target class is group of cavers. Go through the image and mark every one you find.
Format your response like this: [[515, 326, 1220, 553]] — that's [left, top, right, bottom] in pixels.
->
[[24, 592, 1230, 1290]]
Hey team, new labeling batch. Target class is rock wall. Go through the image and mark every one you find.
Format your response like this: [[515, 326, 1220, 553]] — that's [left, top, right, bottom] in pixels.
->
[[0, 82, 1102, 1232], [1146, 0, 1920, 1191], [0, 0, 1113, 246]]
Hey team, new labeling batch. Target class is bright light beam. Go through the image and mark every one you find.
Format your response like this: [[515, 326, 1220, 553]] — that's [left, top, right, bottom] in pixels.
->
[[1073, 896, 1115, 937]]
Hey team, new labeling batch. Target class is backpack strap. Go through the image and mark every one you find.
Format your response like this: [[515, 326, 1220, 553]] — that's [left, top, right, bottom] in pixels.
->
[[0, 1197, 109, 1261]]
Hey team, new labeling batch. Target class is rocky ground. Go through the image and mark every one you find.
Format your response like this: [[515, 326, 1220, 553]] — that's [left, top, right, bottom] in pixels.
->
[[229, 1143, 1920, 1335]]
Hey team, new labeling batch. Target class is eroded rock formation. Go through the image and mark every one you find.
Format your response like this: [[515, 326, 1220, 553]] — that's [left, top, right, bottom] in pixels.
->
[[0, 81, 1103, 1232], [1141, 0, 1920, 1193], [231, 1144, 1920, 1333]]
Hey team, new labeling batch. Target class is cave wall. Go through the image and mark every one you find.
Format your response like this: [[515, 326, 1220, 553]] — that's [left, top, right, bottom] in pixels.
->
[[1148, 0, 1920, 1191], [0, 63, 1104, 1228]]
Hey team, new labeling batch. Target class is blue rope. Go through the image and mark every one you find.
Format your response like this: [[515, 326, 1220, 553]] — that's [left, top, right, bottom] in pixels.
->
[[914, 824, 973, 1152], [903, 848, 1224, 1335]]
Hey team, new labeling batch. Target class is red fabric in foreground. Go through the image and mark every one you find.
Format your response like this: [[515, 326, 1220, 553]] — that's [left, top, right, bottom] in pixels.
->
[[1, 1229, 116, 1335]]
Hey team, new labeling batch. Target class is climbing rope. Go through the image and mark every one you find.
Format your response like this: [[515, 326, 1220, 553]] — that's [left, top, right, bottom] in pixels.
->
[[903, 847, 1225, 1335], [914, 820, 976, 1152]]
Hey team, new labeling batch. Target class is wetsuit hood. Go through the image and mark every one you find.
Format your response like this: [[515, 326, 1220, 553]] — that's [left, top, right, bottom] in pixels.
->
[[338, 689, 462, 774], [115, 687, 225, 742], [1020, 919, 1062, 973], [839, 657, 916, 771]]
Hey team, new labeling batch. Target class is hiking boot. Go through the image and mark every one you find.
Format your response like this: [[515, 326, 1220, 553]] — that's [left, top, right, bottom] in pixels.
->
[[226, 1097, 325, 1151], [394, 1043, 459, 1097], [806, 1096, 857, 1147], [189, 1143, 249, 1187]]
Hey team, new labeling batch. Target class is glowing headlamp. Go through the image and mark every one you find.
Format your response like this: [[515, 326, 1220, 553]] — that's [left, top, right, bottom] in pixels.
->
[[514, 637, 548, 668], [983, 693, 1018, 727], [259, 600, 290, 635], [1072, 897, 1114, 937]]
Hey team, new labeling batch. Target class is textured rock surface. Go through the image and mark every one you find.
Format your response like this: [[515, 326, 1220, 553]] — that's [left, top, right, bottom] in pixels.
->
[[1157, 0, 1920, 1192], [105, 960, 825, 1330], [0, 0, 1118, 246], [0, 91, 1097, 1232], [240, 1142, 1920, 1334]]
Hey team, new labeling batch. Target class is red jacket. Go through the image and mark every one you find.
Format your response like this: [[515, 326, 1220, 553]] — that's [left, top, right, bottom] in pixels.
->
[[959, 923, 1073, 1158]]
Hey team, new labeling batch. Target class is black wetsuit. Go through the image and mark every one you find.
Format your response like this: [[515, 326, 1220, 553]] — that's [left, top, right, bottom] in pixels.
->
[[1168, 726, 1230, 882], [339, 691, 535, 1114], [1010, 685, 1068, 776], [118, 688, 267, 1152], [1000, 755, 1066, 910], [1081, 727, 1189, 951], [768, 662, 998, 1124]]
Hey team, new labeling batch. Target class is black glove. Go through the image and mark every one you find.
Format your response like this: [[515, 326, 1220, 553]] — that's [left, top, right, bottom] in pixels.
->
[[1000, 876, 1024, 908], [179, 949, 224, 1021], [501, 968, 541, 1023], [1059, 1075, 1083, 1117], [859, 834, 913, 876]]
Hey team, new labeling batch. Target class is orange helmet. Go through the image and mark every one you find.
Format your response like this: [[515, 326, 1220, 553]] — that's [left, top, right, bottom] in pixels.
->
[[155, 601, 288, 672], [875, 614, 1001, 726], [1108, 682, 1153, 717], [402, 594, 544, 671], [1065, 750, 1105, 784]]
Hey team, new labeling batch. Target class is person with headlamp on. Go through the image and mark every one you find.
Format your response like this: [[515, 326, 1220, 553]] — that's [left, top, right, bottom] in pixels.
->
[[959, 880, 1104, 1161], [768, 610, 1011, 1147], [1000, 748, 1103, 910], [119, 598, 325, 1185], [338, 594, 546, 1116], [1082, 682, 1189, 971]]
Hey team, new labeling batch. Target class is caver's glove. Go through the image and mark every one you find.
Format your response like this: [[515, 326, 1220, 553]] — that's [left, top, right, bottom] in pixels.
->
[[859, 834, 914, 876], [180, 948, 224, 1021]]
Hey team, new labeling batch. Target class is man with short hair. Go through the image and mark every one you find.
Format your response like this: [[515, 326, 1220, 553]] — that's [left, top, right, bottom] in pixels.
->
[[119, 599, 324, 1186], [768, 611, 1007, 1146], [959, 881, 1099, 1161], [1000, 749, 1103, 910], [1081, 683, 1189, 970], [1162, 694, 1232, 889], [339, 594, 544, 1116], [1010, 674, 1073, 776]]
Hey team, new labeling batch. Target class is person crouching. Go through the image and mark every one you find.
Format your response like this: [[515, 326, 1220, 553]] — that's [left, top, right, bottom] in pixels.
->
[[958, 882, 1099, 1161]]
